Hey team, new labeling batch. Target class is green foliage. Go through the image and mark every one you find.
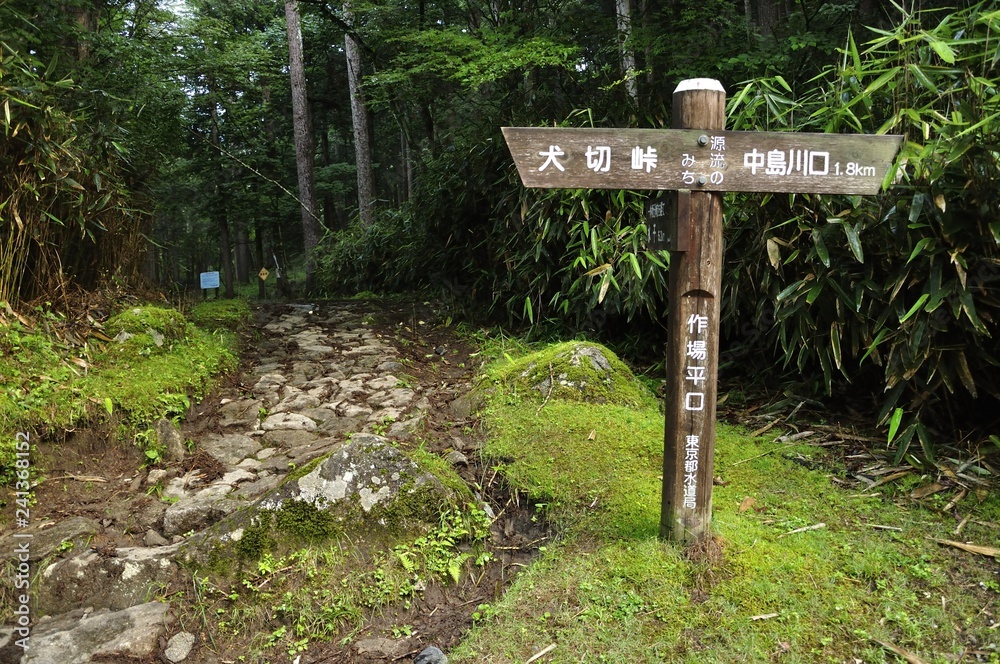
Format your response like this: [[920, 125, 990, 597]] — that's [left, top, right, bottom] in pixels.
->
[[458, 343, 1000, 663], [188, 299, 254, 331], [0, 303, 237, 485], [725, 2, 1000, 456]]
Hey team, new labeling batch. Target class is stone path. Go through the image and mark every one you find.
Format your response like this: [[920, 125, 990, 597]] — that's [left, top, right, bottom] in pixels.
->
[[0, 301, 479, 664]]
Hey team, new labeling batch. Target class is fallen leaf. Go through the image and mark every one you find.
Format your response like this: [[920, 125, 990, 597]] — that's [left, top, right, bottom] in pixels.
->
[[910, 482, 945, 499], [870, 470, 910, 487], [739, 496, 758, 513], [587, 430, 596, 440], [929, 537, 1000, 559]]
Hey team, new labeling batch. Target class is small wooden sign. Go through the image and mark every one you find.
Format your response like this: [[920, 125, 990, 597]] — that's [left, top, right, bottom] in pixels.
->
[[199, 271, 220, 290], [502, 127, 902, 195], [646, 192, 690, 252], [258, 267, 270, 281]]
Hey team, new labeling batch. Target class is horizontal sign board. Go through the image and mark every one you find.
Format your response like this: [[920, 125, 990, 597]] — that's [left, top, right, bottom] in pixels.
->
[[502, 127, 902, 195], [200, 271, 220, 290]]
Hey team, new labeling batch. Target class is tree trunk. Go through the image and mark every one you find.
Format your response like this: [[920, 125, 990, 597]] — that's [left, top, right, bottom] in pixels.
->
[[235, 224, 251, 284], [616, 0, 638, 107], [749, 0, 782, 38], [209, 98, 235, 298], [344, 1, 376, 228], [285, 0, 322, 292]]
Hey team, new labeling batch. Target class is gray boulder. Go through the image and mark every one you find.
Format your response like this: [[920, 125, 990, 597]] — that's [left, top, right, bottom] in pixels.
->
[[21, 602, 172, 663]]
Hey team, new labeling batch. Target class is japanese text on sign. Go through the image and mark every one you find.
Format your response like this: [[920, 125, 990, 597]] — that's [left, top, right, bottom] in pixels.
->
[[681, 313, 710, 510]]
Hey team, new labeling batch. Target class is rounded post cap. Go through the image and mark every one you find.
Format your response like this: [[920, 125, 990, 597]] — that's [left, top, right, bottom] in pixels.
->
[[674, 78, 726, 93]]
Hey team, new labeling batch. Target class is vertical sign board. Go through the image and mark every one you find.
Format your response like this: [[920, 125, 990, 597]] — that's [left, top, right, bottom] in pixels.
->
[[502, 78, 902, 544]]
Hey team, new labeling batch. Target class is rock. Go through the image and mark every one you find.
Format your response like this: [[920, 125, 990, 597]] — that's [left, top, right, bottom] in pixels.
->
[[237, 457, 262, 471], [231, 474, 281, 499], [155, 418, 187, 462], [445, 450, 469, 466], [298, 407, 337, 423], [368, 388, 415, 409], [447, 391, 481, 420], [261, 412, 317, 431], [366, 375, 399, 390], [387, 415, 424, 440], [0, 516, 99, 562], [164, 631, 197, 662], [210, 468, 257, 488], [216, 399, 264, 428], [289, 434, 448, 513], [163, 493, 239, 537], [262, 429, 319, 449], [144, 529, 170, 547], [355, 637, 408, 659], [199, 433, 262, 466], [23, 602, 173, 664], [162, 476, 190, 501], [338, 402, 373, 419], [146, 468, 168, 486], [496, 341, 653, 408], [252, 372, 287, 392], [414, 645, 449, 664], [181, 435, 460, 566], [37, 547, 181, 615], [377, 360, 404, 372]]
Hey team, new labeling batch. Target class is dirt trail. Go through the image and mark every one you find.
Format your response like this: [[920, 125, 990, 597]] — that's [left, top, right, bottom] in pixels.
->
[[1, 300, 545, 664]]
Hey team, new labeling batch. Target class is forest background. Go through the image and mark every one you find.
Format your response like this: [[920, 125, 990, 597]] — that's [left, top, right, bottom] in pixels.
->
[[2, 0, 1000, 458]]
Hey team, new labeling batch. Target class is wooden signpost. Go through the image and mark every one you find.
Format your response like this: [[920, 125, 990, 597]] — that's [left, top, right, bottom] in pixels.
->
[[502, 78, 902, 544]]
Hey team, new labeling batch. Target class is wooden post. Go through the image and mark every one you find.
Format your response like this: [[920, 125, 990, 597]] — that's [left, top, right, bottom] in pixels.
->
[[660, 79, 726, 543]]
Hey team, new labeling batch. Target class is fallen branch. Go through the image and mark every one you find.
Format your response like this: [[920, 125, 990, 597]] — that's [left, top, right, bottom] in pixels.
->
[[872, 639, 929, 664], [778, 522, 826, 538], [525, 643, 556, 663], [928, 537, 1000, 559], [45, 475, 108, 483]]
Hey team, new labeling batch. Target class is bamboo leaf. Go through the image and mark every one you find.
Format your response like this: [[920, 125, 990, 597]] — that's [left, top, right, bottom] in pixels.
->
[[907, 64, 939, 93], [955, 350, 977, 398], [627, 252, 642, 279], [900, 294, 929, 323], [766, 237, 781, 270], [830, 321, 842, 370], [584, 263, 611, 277], [887, 408, 904, 443], [598, 274, 611, 304], [843, 223, 864, 262], [811, 228, 830, 267], [924, 34, 957, 64]]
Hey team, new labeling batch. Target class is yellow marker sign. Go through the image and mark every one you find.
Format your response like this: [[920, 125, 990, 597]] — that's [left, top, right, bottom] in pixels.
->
[[258, 268, 269, 281]]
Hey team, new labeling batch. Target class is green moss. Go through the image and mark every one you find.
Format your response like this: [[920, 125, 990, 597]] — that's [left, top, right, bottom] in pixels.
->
[[283, 453, 329, 484], [234, 522, 275, 561], [188, 299, 253, 331], [486, 341, 656, 410], [456, 356, 1000, 663], [0, 304, 238, 485], [275, 499, 341, 543], [104, 305, 190, 341]]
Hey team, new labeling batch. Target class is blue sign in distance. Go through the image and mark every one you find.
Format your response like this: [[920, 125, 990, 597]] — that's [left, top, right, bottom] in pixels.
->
[[200, 271, 220, 290]]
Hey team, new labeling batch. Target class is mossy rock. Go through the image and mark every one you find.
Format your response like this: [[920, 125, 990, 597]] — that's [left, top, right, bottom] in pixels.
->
[[188, 299, 252, 331], [105, 306, 190, 341], [181, 434, 467, 571], [490, 341, 655, 409]]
